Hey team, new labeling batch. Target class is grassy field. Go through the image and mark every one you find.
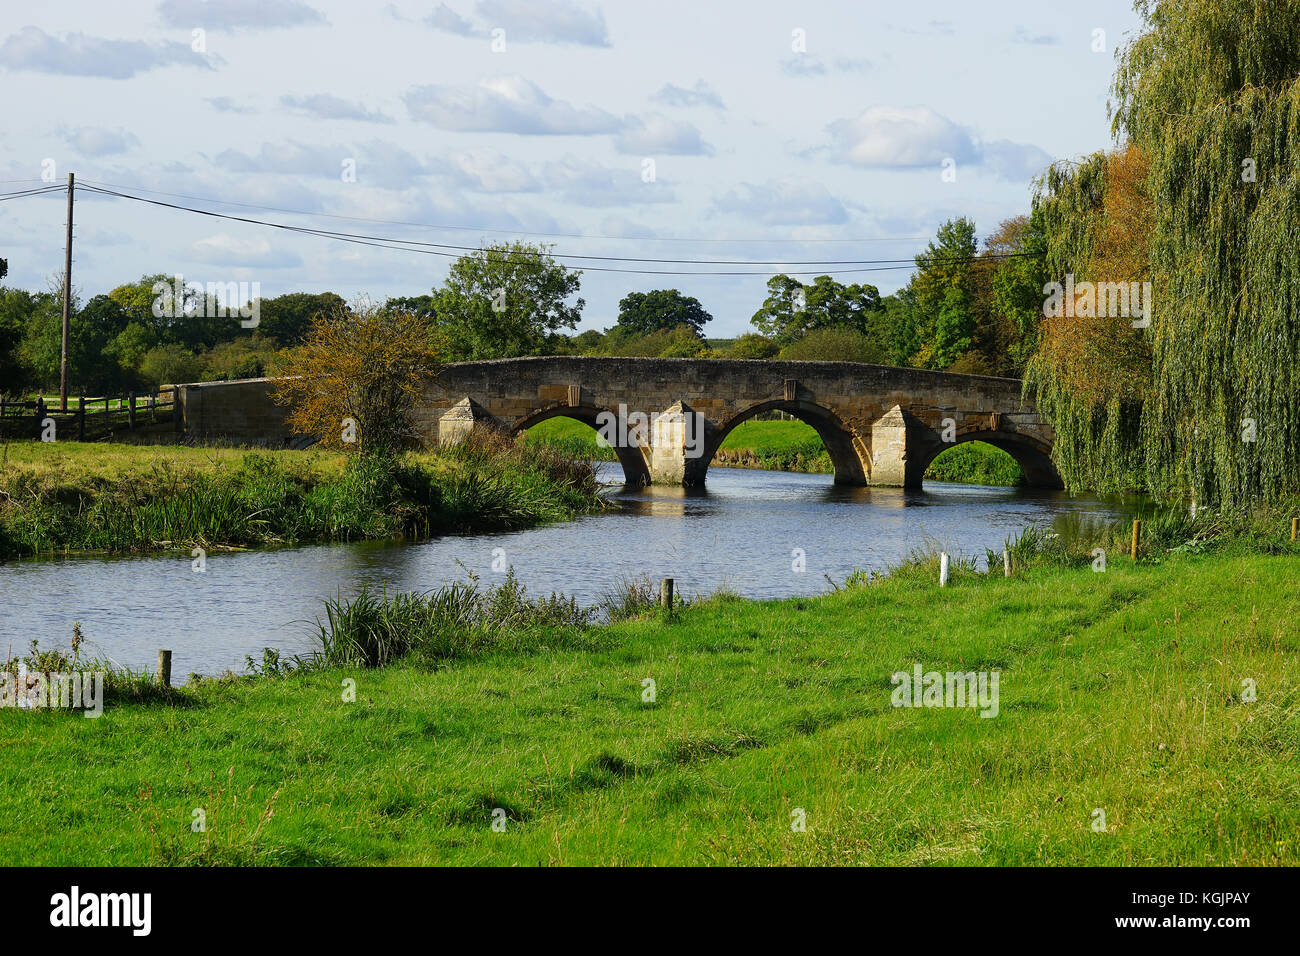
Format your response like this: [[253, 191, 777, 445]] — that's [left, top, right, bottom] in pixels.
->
[[0, 437, 603, 559], [525, 416, 1024, 484], [2, 548, 1295, 866]]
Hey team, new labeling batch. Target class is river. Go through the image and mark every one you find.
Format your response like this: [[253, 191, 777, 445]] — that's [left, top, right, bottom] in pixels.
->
[[0, 465, 1126, 681]]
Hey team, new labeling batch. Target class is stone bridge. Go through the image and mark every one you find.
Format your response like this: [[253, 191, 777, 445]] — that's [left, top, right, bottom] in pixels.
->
[[421, 357, 1061, 488]]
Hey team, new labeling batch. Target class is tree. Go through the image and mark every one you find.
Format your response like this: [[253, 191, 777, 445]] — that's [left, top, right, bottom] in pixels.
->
[[779, 328, 886, 364], [908, 218, 978, 369], [1023, 146, 1153, 494], [433, 242, 583, 360], [272, 300, 443, 455], [0, 286, 35, 396], [728, 333, 780, 360], [616, 289, 712, 337], [750, 274, 882, 345], [259, 292, 347, 347], [986, 214, 1049, 376], [140, 344, 203, 388]]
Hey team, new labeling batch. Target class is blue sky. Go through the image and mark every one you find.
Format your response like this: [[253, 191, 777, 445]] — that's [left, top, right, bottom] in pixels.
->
[[0, 0, 1145, 336]]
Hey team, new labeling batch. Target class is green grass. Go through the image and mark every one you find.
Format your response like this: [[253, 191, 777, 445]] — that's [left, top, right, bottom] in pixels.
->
[[927, 441, 1024, 486], [526, 417, 1024, 484], [0, 437, 604, 559], [2, 548, 1295, 865]]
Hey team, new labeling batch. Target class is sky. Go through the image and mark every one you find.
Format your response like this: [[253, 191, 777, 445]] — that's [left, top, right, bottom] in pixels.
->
[[0, 0, 1146, 336]]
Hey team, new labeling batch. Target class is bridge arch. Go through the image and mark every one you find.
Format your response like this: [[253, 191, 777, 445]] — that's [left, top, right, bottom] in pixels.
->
[[704, 399, 869, 486], [511, 404, 652, 487], [910, 427, 1063, 489]]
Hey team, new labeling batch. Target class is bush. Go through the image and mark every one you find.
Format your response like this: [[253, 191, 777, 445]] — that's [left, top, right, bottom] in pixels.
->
[[779, 328, 885, 363]]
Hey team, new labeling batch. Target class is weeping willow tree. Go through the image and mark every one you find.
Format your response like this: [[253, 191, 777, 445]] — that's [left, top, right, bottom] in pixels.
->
[[1111, 0, 1300, 504], [1023, 147, 1153, 492]]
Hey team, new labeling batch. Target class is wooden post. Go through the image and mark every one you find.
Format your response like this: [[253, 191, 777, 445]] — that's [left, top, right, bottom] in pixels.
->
[[939, 552, 950, 587], [1130, 519, 1141, 561], [77, 394, 85, 441], [661, 577, 674, 610], [1003, 548, 1011, 577], [157, 649, 172, 689], [59, 173, 74, 413], [1291, 517, 1297, 541], [128, 391, 136, 430]]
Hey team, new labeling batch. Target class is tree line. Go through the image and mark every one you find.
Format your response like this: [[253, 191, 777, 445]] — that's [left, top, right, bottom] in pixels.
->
[[0, 215, 1044, 397]]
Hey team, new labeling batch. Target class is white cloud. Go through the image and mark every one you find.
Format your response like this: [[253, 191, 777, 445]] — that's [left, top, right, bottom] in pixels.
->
[[426, 2, 474, 35], [651, 80, 724, 110], [542, 156, 674, 207], [157, 0, 325, 30], [472, 0, 609, 46], [190, 233, 303, 268], [827, 106, 979, 168], [207, 96, 255, 114], [615, 113, 713, 155], [981, 139, 1053, 181], [431, 148, 540, 192], [712, 179, 848, 226], [280, 94, 394, 123], [0, 27, 217, 78], [59, 126, 140, 156], [404, 75, 620, 134]]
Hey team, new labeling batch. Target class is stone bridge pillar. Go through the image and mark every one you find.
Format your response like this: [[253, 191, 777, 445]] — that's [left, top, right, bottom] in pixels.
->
[[649, 400, 717, 486], [438, 397, 495, 446]]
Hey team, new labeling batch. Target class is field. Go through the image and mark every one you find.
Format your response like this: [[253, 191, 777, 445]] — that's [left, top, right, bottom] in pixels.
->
[[525, 416, 1024, 484], [2, 549, 1295, 865]]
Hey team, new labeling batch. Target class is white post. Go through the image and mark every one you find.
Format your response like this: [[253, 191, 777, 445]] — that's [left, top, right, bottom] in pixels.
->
[[939, 552, 950, 588]]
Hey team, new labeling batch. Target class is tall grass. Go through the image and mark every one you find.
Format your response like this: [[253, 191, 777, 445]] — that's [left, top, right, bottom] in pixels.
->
[[0, 438, 605, 560], [312, 570, 593, 668]]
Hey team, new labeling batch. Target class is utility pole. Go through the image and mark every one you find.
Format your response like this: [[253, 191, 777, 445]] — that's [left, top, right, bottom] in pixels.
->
[[60, 172, 74, 412]]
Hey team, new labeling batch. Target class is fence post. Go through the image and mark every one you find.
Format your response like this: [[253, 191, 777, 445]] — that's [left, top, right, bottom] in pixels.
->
[[156, 649, 172, 689], [1130, 519, 1141, 561], [939, 552, 950, 587], [128, 391, 136, 429], [661, 577, 674, 610], [77, 394, 85, 441], [1003, 548, 1011, 578], [1291, 517, 1297, 542]]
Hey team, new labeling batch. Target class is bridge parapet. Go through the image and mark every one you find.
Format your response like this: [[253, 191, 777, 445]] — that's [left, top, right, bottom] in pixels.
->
[[427, 356, 1061, 489]]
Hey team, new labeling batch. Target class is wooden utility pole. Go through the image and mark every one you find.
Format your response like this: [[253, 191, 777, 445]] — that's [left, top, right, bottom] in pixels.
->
[[59, 172, 74, 412]]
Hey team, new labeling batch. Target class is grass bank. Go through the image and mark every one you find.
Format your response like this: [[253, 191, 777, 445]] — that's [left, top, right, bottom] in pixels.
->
[[524, 417, 1024, 485], [0, 434, 604, 560], [2, 535, 1296, 865]]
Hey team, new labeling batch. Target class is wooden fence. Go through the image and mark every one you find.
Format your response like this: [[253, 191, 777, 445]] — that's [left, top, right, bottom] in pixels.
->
[[0, 389, 178, 441]]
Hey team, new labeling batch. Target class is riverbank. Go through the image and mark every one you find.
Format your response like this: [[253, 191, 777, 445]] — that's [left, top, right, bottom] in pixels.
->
[[524, 417, 1025, 484], [2, 542, 1296, 865], [0, 436, 605, 560]]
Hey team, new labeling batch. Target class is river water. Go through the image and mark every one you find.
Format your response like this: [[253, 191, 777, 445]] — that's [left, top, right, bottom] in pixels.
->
[[0, 465, 1126, 681]]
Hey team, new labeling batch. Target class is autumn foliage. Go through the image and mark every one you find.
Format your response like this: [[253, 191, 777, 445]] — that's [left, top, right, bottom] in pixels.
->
[[272, 301, 443, 455]]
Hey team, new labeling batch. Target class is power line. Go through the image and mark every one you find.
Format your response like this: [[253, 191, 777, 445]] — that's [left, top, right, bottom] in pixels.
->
[[77, 177, 933, 245], [78, 183, 1043, 277], [0, 184, 65, 201]]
